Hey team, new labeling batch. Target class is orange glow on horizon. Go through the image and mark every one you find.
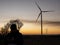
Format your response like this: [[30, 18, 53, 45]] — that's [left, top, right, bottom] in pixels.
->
[[0, 22, 60, 35], [20, 22, 40, 35]]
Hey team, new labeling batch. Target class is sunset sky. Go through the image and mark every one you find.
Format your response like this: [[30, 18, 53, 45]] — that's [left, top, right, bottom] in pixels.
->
[[0, 0, 60, 35]]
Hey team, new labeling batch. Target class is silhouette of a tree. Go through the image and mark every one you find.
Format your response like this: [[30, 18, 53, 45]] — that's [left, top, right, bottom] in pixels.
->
[[0, 19, 23, 34]]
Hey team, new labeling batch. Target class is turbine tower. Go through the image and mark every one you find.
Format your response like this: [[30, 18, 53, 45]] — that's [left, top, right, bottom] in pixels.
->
[[35, 2, 53, 35]]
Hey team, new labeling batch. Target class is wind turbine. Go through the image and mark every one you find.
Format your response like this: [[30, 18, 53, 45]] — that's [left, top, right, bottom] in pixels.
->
[[35, 2, 53, 35]]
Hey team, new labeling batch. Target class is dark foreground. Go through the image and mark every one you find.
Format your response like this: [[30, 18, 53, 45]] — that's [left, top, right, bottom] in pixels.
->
[[0, 35, 60, 45], [23, 35, 60, 45]]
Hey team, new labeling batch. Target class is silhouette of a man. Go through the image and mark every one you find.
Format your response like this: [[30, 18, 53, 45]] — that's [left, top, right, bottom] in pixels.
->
[[5, 24, 23, 45]]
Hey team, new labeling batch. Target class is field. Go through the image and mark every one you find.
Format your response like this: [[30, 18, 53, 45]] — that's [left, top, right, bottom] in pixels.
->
[[23, 35, 60, 45], [0, 35, 60, 45]]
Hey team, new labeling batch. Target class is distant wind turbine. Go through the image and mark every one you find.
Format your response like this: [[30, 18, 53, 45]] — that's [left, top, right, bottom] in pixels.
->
[[35, 1, 53, 35]]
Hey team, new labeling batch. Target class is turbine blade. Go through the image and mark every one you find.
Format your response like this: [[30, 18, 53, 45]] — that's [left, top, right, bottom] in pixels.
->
[[35, 1, 41, 11], [42, 11, 54, 12], [36, 13, 41, 22]]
